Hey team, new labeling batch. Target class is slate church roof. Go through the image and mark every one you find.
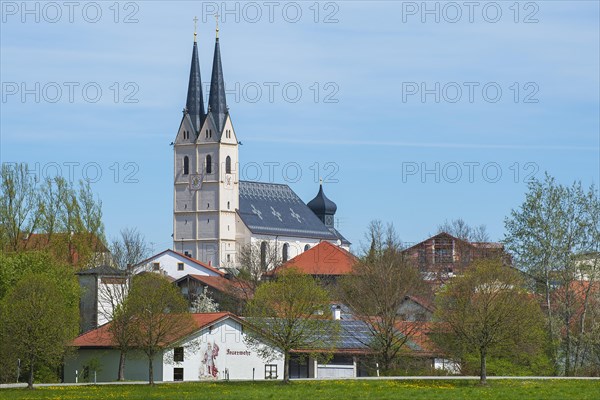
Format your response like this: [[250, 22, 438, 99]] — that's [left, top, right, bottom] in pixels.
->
[[238, 181, 349, 244]]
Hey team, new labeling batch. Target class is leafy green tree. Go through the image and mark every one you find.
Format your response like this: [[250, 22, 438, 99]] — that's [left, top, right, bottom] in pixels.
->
[[434, 259, 547, 384], [124, 273, 193, 385], [504, 173, 600, 374], [0, 273, 79, 388], [245, 269, 338, 383]]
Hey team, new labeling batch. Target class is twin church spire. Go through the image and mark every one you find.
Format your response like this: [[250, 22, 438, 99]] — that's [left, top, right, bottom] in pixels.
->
[[184, 18, 228, 134]]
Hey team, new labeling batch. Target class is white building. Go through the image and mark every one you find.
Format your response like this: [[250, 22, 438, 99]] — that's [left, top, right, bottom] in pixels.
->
[[132, 249, 224, 280], [66, 312, 284, 382], [172, 29, 350, 269]]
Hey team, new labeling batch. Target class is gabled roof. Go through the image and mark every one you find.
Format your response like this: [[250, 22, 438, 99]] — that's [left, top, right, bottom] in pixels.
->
[[272, 241, 357, 276], [72, 312, 237, 348], [237, 181, 340, 241], [133, 249, 224, 277], [402, 231, 502, 253], [402, 295, 435, 313], [174, 274, 247, 299], [76, 265, 127, 276]]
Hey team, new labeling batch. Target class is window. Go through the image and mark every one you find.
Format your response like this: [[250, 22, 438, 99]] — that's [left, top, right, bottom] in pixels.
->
[[227, 254, 231, 262], [184, 251, 191, 257], [304, 244, 311, 251], [183, 156, 189, 175], [260, 241, 268, 268], [265, 364, 278, 379], [227, 201, 230, 209], [205, 129, 209, 139], [434, 238, 454, 264], [225, 156, 231, 174], [282, 243, 289, 262], [206, 155, 212, 174], [173, 368, 184, 381], [152, 262, 160, 271], [174, 347, 184, 362], [177, 263, 184, 271]]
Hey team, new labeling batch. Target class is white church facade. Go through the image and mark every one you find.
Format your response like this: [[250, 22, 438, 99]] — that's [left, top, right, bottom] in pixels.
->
[[172, 29, 349, 270]]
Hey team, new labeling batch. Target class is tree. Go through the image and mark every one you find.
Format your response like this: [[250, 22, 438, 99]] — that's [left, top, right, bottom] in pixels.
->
[[437, 218, 490, 242], [124, 273, 193, 385], [434, 259, 546, 384], [191, 291, 220, 313], [0, 274, 79, 388], [504, 173, 600, 374], [234, 241, 282, 302], [100, 271, 132, 381], [245, 269, 338, 383], [109, 227, 151, 270], [339, 220, 425, 373], [0, 163, 41, 251]]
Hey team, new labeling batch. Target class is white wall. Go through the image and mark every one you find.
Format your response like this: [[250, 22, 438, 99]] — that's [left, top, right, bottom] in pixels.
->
[[162, 318, 284, 381], [134, 251, 221, 280]]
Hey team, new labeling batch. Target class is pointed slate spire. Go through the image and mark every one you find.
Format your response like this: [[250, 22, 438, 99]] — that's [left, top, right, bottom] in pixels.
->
[[208, 34, 228, 134], [185, 27, 205, 134]]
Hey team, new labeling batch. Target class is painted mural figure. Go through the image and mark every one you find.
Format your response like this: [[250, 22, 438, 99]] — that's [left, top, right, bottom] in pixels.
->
[[201, 341, 220, 378]]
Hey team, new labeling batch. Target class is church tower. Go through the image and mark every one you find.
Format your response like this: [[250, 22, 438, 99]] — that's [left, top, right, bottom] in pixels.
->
[[173, 26, 239, 268]]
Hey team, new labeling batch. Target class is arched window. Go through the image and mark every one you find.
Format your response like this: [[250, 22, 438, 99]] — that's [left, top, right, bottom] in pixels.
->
[[227, 201, 230, 209], [206, 155, 212, 174], [304, 244, 311, 252], [226, 156, 231, 174], [183, 156, 189, 175], [260, 241, 268, 268], [282, 243, 289, 262]]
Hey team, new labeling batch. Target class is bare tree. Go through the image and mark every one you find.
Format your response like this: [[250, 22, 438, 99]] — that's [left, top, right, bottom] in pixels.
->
[[339, 221, 425, 373], [109, 227, 151, 270], [234, 241, 282, 302], [437, 218, 490, 242]]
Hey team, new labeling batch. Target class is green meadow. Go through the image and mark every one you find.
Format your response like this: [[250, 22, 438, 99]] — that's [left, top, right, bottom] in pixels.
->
[[2, 379, 599, 400]]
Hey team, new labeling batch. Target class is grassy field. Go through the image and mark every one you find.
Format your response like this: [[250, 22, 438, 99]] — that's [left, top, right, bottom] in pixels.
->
[[1, 379, 599, 400]]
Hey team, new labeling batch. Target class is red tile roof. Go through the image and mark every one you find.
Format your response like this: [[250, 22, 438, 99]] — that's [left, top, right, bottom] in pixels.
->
[[272, 241, 357, 276], [72, 312, 235, 348]]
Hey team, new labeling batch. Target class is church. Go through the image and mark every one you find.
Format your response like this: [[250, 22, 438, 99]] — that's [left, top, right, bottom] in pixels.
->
[[172, 27, 350, 270]]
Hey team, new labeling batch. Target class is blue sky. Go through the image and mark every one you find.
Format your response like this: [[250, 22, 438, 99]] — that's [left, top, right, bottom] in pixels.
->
[[1, 1, 599, 252]]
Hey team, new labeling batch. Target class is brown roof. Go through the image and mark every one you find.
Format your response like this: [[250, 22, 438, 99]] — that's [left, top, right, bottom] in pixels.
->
[[182, 274, 248, 299], [272, 241, 357, 276], [72, 312, 236, 348]]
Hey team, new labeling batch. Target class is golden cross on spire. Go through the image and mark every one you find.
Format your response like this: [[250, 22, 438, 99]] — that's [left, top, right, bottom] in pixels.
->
[[215, 13, 219, 38], [193, 16, 198, 42]]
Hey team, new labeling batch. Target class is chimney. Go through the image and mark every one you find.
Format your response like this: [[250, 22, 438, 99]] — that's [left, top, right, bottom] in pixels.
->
[[332, 305, 341, 320]]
